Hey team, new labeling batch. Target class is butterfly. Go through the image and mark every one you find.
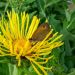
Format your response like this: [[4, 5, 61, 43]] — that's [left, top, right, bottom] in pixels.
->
[[29, 23, 53, 42]]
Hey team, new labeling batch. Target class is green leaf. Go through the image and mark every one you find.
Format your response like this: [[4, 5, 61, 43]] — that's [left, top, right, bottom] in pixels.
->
[[45, 0, 60, 8], [36, 0, 46, 17], [72, 0, 75, 3], [25, 0, 35, 4], [48, 14, 61, 32], [0, 2, 6, 7], [68, 69, 75, 75], [0, 63, 9, 75], [8, 63, 18, 75], [65, 10, 71, 22]]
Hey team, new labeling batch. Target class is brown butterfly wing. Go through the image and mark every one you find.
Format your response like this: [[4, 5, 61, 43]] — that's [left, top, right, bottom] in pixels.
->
[[29, 23, 52, 41]]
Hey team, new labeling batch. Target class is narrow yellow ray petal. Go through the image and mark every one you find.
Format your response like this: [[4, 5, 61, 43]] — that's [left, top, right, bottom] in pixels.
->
[[31, 63, 42, 75], [7, 11, 15, 38], [26, 56, 48, 75], [18, 58, 21, 66], [49, 35, 63, 44], [0, 50, 6, 55], [37, 48, 52, 53], [21, 12, 26, 37], [12, 10, 19, 39], [37, 56, 53, 64], [25, 14, 29, 36], [30, 18, 40, 38], [26, 16, 37, 39], [34, 50, 52, 56], [9, 40, 13, 54], [0, 47, 9, 52], [16, 14, 21, 38], [0, 22, 11, 40], [43, 66, 52, 70], [0, 35, 9, 48], [48, 32, 58, 41]]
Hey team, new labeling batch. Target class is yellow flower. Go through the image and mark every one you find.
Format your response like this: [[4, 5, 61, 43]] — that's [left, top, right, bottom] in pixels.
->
[[0, 10, 63, 75]]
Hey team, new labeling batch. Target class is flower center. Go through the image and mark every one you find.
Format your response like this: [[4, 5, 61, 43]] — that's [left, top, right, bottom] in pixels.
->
[[13, 38, 32, 56]]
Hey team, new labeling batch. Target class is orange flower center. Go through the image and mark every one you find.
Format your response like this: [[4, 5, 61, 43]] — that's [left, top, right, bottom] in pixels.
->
[[12, 38, 32, 56]]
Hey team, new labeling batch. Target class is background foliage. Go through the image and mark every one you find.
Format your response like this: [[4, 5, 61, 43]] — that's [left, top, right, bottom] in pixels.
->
[[0, 0, 75, 75]]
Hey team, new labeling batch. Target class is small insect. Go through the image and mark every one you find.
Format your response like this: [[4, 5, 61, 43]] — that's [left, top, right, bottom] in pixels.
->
[[29, 23, 53, 42]]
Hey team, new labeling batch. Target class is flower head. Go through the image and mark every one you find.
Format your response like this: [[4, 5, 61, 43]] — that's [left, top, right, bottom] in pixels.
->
[[0, 10, 63, 75]]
